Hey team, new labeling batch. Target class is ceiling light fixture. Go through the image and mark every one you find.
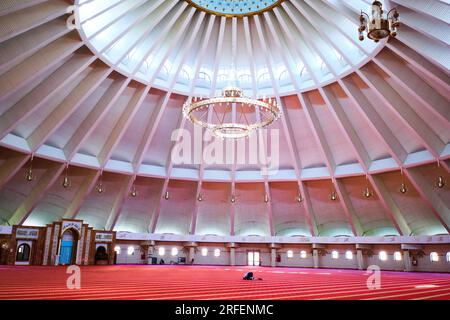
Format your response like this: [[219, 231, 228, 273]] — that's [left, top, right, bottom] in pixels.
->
[[96, 172, 105, 194], [330, 191, 338, 201], [436, 176, 446, 189], [363, 175, 373, 198], [435, 161, 446, 189], [62, 164, 71, 189], [183, 66, 282, 139], [363, 187, 373, 199], [26, 155, 34, 182], [330, 179, 338, 201], [399, 168, 407, 194], [359, 1, 399, 42], [130, 185, 138, 198]]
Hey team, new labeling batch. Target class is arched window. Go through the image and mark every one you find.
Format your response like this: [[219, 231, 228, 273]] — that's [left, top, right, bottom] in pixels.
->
[[278, 70, 289, 82], [300, 66, 307, 78], [214, 249, 221, 257], [198, 71, 211, 84], [379, 251, 388, 261], [16, 244, 30, 262], [394, 251, 402, 261], [238, 73, 251, 83], [127, 246, 135, 256], [300, 250, 307, 259], [180, 69, 190, 81], [201, 248, 208, 257], [171, 247, 178, 256], [287, 250, 294, 258], [257, 72, 270, 85], [217, 73, 228, 82], [446, 252, 450, 262], [345, 251, 353, 260], [430, 252, 439, 262], [331, 250, 339, 259], [158, 247, 165, 256]]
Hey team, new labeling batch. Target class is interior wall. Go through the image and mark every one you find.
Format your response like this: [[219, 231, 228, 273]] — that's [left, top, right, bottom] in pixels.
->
[[113, 242, 450, 273]]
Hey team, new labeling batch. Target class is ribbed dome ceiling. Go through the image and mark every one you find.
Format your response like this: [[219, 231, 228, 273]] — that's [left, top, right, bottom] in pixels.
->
[[0, 0, 449, 238], [76, 0, 385, 96]]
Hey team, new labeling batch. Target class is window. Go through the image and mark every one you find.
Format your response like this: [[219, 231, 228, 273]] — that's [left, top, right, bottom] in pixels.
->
[[430, 252, 439, 262], [198, 71, 211, 83], [345, 251, 353, 260], [214, 249, 221, 257], [180, 69, 190, 81], [16, 243, 31, 262], [238, 73, 251, 83], [158, 247, 165, 256], [446, 252, 450, 262], [331, 250, 339, 259], [171, 247, 178, 256], [379, 251, 388, 261], [300, 250, 307, 259], [201, 248, 208, 257], [287, 250, 293, 258], [217, 73, 228, 82], [127, 246, 134, 255], [114, 246, 121, 254], [278, 70, 289, 82], [394, 251, 402, 261], [257, 72, 270, 85]]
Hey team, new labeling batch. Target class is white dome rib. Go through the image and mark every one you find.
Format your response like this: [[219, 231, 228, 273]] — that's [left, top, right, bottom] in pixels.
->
[[0, 0, 448, 238]]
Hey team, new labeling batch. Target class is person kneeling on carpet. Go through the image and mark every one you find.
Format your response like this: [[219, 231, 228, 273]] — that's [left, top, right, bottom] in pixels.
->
[[243, 272, 262, 280]]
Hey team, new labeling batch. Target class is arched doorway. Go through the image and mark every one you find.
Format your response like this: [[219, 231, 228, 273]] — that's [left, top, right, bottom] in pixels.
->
[[59, 229, 77, 265], [16, 243, 31, 262], [95, 246, 109, 265]]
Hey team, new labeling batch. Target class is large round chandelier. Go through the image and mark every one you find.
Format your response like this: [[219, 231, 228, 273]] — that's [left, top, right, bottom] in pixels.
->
[[183, 86, 282, 139]]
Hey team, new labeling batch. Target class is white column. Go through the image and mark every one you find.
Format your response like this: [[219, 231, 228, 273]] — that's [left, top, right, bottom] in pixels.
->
[[230, 247, 235, 266], [403, 250, 412, 272], [313, 249, 319, 268], [147, 246, 153, 264], [189, 247, 195, 264], [357, 249, 364, 270], [271, 248, 276, 267]]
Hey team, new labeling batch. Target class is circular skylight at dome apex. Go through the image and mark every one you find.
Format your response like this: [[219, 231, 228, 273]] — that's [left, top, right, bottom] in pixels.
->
[[187, 0, 283, 16]]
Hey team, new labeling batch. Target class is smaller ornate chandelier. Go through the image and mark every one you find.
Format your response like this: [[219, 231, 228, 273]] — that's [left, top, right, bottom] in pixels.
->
[[436, 176, 446, 189], [62, 164, 71, 189], [359, 1, 399, 42], [130, 185, 138, 197], [363, 187, 373, 198]]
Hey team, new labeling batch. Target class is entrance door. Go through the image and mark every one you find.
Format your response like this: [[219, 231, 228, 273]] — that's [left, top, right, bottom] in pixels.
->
[[60, 241, 73, 265], [59, 230, 76, 265], [16, 243, 31, 265], [247, 251, 260, 266]]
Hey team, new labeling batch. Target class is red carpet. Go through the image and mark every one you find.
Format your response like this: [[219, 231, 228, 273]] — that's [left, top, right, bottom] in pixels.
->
[[0, 265, 449, 300]]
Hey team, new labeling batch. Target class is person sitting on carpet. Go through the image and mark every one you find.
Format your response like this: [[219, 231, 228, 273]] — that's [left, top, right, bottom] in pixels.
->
[[243, 272, 262, 280]]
